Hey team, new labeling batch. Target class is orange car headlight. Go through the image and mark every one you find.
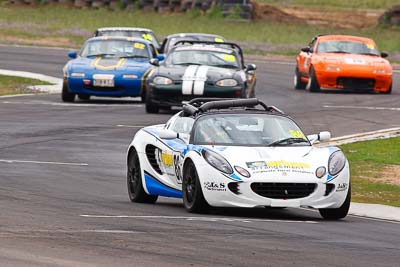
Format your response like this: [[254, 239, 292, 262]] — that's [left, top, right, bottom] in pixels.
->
[[326, 66, 341, 71]]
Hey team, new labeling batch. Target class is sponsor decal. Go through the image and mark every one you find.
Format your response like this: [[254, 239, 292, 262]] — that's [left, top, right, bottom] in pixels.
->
[[161, 152, 173, 166], [204, 182, 226, 191], [173, 154, 183, 184], [134, 42, 145, 49], [289, 130, 306, 139], [142, 33, 153, 41], [336, 183, 348, 192], [246, 160, 313, 174]]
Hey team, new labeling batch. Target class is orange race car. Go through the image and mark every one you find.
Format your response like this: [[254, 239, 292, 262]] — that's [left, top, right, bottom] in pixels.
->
[[294, 34, 393, 94]]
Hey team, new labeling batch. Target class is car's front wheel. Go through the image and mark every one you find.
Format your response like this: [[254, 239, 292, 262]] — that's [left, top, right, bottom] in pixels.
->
[[127, 148, 158, 203], [145, 89, 159, 113], [319, 185, 351, 220], [306, 66, 320, 92], [294, 67, 306, 90], [182, 160, 208, 213], [61, 81, 75, 102]]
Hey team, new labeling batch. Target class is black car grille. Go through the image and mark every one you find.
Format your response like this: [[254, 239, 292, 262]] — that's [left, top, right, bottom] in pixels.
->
[[336, 77, 375, 91], [251, 183, 316, 199], [145, 145, 162, 174], [84, 85, 124, 92]]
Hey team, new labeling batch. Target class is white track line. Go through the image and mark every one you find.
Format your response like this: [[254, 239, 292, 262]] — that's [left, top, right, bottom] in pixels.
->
[[1, 100, 142, 107], [80, 215, 317, 224], [0, 159, 88, 166], [324, 105, 400, 111]]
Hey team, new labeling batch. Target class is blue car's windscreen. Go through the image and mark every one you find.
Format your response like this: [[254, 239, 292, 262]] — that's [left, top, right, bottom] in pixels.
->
[[96, 31, 159, 49], [192, 114, 310, 147], [81, 40, 150, 59]]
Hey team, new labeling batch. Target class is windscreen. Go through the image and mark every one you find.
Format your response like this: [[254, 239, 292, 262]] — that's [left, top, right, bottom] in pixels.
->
[[97, 30, 159, 49], [193, 114, 310, 146], [317, 40, 379, 56], [80, 40, 150, 59], [166, 50, 240, 69]]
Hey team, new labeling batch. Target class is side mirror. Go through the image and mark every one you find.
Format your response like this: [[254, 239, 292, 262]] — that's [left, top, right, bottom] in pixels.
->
[[68, 51, 77, 59], [301, 46, 311, 53], [157, 54, 165, 61], [307, 131, 331, 144], [158, 129, 178, 139], [381, 51, 389, 58], [150, 58, 160, 66], [246, 64, 257, 72]]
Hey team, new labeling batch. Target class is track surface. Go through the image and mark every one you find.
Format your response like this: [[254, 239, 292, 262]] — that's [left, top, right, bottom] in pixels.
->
[[0, 45, 399, 266]]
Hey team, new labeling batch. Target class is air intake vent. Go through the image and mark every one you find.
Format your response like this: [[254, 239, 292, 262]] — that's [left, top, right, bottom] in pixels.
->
[[145, 145, 163, 174], [251, 183, 316, 199]]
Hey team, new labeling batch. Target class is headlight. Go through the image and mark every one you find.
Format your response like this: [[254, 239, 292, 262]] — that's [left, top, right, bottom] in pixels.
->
[[70, 72, 85, 78], [326, 66, 340, 71], [315, 166, 326, 178], [153, 76, 173, 85], [123, 74, 138, 79], [216, 78, 238, 87], [234, 166, 250, 178], [373, 69, 386, 74], [202, 149, 233, 174], [328, 150, 346, 176]]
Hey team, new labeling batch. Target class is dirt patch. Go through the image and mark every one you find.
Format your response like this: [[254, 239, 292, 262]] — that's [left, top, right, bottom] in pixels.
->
[[252, 2, 383, 29], [358, 164, 400, 186], [0, 34, 76, 48]]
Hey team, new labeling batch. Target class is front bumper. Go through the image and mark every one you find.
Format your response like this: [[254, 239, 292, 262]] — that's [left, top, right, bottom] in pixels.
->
[[197, 162, 350, 209], [148, 83, 244, 107], [67, 76, 143, 97], [315, 69, 392, 93]]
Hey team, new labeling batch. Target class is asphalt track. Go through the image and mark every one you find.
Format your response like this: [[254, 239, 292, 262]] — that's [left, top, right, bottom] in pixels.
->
[[0, 45, 399, 266]]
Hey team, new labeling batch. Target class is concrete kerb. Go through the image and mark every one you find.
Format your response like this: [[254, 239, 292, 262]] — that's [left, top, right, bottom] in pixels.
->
[[0, 69, 62, 94], [0, 68, 399, 222]]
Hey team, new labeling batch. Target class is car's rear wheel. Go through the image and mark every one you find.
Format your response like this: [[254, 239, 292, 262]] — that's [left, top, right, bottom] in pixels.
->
[[182, 160, 208, 213], [382, 83, 392, 94], [145, 89, 159, 113], [306, 66, 320, 92], [127, 148, 158, 203], [319, 185, 351, 220], [294, 67, 306, 90], [61, 81, 75, 102], [78, 94, 90, 101]]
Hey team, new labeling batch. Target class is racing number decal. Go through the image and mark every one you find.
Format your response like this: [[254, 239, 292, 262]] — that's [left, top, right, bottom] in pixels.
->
[[215, 37, 224, 43], [289, 130, 305, 139], [142, 34, 153, 41], [173, 155, 182, 184], [134, 43, 145, 49], [223, 54, 236, 62]]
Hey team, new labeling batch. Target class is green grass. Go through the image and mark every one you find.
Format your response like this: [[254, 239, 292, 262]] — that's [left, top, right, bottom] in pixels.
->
[[0, 6, 399, 56], [256, 0, 398, 9], [340, 137, 400, 207], [0, 74, 51, 96]]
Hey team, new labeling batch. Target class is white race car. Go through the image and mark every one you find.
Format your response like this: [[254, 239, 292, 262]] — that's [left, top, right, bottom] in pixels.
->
[[127, 98, 351, 219]]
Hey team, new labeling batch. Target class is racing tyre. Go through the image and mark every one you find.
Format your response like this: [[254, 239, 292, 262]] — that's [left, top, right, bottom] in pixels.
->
[[306, 66, 320, 92], [319, 185, 351, 220], [182, 160, 209, 213], [382, 83, 392, 94], [145, 89, 159, 113], [78, 94, 90, 101], [127, 148, 158, 203], [61, 82, 75, 102], [294, 68, 306, 90]]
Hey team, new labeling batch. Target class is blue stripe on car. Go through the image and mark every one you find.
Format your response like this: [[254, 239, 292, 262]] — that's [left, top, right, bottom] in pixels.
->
[[144, 171, 182, 198]]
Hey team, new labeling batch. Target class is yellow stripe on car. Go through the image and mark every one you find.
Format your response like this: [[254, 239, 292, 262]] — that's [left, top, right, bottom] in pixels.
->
[[93, 57, 127, 70]]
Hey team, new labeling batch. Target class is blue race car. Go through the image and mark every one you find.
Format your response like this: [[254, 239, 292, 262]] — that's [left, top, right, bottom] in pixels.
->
[[62, 36, 163, 102]]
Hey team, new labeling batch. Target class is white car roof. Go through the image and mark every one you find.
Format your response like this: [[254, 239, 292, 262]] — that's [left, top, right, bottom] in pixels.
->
[[96, 27, 153, 33]]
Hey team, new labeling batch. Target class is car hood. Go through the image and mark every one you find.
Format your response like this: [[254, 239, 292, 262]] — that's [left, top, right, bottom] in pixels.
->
[[315, 53, 390, 68], [68, 57, 151, 71], [155, 65, 245, 82], [204, 145, 335, 179]]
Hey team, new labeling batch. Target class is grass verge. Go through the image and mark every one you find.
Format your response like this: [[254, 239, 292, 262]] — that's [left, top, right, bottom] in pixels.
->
[[340, 137, 400, 207], [0, 75, 52, 96], [0, 6, 399, 56], [257, 0, 398, 9]]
